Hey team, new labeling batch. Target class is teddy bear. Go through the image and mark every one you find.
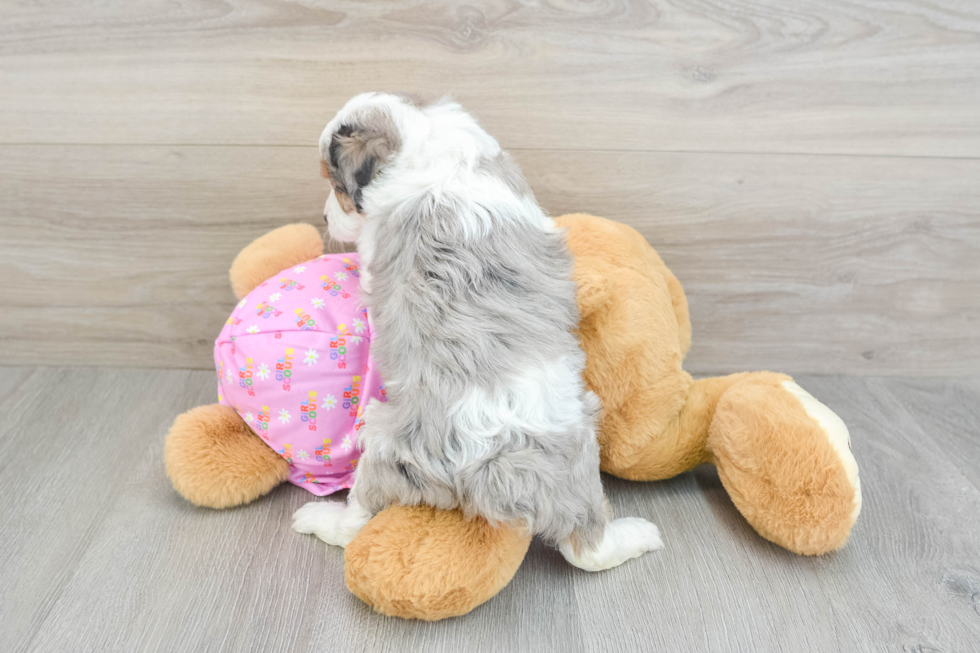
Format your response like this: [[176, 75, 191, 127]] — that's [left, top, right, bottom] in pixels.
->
[[165, 213, 861, 621]]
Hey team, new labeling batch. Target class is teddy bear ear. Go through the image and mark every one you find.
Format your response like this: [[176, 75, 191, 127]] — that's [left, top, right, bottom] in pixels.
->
[[574, 261, 612, 318]]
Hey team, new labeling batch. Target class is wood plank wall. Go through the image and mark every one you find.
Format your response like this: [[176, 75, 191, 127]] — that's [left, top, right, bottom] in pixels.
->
[[1, 0, 978, 375]]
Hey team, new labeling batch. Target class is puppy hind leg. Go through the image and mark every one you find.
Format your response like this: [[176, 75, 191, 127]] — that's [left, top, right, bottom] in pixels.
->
[[554, 463, 663, 572], [556, 412, 663, 571], [558, 485, 663, 572], [293, 410, 403, 548]]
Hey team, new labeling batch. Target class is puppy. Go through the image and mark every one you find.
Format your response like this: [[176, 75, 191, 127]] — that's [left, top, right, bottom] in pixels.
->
[[292, 93, 663, 570]]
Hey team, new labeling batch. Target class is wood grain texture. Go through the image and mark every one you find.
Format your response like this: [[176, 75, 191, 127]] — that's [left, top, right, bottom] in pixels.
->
[[2, 0, 979, 372], [1, 367, 979, 652], [2, 145, 977, 374], [877, 376, 980, 491], [1, 0, 980, 157]]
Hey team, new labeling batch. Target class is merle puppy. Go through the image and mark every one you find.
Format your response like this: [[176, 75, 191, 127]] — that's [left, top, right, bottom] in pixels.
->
[[292, 93, 662, 570]]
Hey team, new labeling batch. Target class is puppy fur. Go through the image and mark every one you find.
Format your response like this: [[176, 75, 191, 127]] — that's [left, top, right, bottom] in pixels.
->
[[293, 93, 662, 570]]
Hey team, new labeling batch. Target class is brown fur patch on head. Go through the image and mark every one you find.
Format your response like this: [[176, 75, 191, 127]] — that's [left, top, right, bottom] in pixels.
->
[[321, 105, 403, 213], [320, 154, 357, 212], [335, 187, 359, 214]]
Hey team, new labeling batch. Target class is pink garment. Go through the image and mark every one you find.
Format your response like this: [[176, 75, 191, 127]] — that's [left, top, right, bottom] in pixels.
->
[[214, 253, 385, 496]]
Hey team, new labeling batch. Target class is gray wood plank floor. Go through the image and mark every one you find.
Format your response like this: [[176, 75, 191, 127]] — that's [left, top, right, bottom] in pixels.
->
[[1, 367, 978, 652]]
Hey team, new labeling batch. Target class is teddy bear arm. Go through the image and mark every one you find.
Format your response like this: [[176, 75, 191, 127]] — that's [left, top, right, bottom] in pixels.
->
[[558, 213, 691, 359], [230, 223, 326, 299], [165, 404, 289, 509], [657, 263, 692, 357]]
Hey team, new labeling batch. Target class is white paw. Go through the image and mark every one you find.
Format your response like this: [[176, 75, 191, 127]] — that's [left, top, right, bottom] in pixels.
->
[[613, 516, 664, 556], [560, 517, 664, 572], [292, 501, 359, 548]]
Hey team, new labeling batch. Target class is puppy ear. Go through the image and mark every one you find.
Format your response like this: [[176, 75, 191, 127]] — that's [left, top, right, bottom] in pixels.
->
[[326, 114, 399, 213], [351, 156, 376, 212]]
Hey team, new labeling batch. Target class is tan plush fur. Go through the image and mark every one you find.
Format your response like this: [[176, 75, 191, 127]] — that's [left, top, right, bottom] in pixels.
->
[[165, 213, 860, 620], [708, 373, 859, 555], [165, 404, 290, 508], [345, 505, 532, 621], [230, 223, 325, 300]]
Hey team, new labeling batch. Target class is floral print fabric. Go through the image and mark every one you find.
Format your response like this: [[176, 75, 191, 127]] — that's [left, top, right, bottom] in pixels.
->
[[214, 253, 385, 495]]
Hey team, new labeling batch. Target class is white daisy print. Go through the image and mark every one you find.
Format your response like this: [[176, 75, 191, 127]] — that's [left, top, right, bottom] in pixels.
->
[[246, 325, 260, 334], [303, 348, 319, 366], [323, 394, 337, 410], [269, 292, 282, 301], [256, 363, 270, 380], [341, 435, 353, 452], [237, 298, 247, 309], [335, 272, 348, 281], [225, 369, 234, 383], [311, 297, 325, 309], [298, 449, 309, 460], [278, 408, 291, 424], [350, 335, 363, 345], [244, 412, 255, 423], [353, 318, 365, 334], [294, 265, 307, 273]]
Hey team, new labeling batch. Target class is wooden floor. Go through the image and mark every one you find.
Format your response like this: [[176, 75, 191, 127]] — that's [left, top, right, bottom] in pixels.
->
[[0, 367, 978, 652]]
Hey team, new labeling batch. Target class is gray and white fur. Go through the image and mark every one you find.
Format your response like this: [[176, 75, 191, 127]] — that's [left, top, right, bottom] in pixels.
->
[[292, 93, 662, 570]]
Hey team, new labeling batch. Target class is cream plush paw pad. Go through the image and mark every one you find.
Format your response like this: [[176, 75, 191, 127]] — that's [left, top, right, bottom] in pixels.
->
[[781, 381, 862, 523]]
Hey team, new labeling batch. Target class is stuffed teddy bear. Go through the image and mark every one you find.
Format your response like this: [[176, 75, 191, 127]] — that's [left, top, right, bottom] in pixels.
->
[[165, 213, 861, 621]]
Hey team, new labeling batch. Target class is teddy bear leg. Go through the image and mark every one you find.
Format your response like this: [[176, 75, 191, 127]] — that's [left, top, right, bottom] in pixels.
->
[[706, 372, 861, 555], [165, 404, 290, 509], [598, 372, 754, 482], [344, 505, 532, 620]]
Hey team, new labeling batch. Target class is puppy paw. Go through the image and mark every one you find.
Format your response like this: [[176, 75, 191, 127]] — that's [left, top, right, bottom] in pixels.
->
[[292, 501, 350, 547], [613, 517, 664, 556], [292, 500, 372, 548], [560, 517, 664, 572]]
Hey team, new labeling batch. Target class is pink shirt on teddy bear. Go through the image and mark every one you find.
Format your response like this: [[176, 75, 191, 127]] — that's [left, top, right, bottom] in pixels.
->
[[214, 253, 385, 496]]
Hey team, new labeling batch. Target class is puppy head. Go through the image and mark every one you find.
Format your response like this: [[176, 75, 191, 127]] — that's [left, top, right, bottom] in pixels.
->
[[319, 93, 421, 242]]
